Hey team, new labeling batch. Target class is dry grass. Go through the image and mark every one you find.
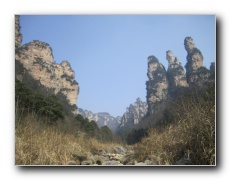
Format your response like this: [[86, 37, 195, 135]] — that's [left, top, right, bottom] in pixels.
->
[[15, 87, 215, 166], [15, 111, 121, 165], [133, 91, 215, 165]]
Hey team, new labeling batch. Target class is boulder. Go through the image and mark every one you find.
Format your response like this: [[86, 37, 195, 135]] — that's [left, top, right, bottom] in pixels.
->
[[113, 146, 127, 154]]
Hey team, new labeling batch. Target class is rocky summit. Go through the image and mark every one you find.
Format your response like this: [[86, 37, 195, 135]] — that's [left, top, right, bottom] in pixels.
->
[[15, 16, 79, 106], [146, 56, 168, 115], [184, 37, 210, 86]]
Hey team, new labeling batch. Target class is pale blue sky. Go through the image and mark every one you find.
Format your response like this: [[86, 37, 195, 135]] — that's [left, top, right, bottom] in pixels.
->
[[20, 15, 215, 117]]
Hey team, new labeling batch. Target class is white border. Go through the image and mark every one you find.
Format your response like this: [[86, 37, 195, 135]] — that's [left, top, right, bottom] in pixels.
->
[[0, 0, 228, 179]]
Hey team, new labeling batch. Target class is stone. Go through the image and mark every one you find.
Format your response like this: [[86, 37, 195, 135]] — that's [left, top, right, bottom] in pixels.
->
[[67, 160, 77, 165], [113, 146, 127, 154], [81, 160, 94, 165], [93, 155, 109, 165], [109, 154, 124, 161], [120, 152, 136, 165]]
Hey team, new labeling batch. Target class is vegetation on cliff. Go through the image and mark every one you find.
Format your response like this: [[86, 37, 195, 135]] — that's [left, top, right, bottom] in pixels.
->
[[133, 84, 215, 165]]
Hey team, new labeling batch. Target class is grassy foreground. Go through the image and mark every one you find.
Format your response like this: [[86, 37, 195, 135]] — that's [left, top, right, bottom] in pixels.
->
[[15, 84, 215, 165], [15, 112, 121, 165], [133, 87, 215, 165]]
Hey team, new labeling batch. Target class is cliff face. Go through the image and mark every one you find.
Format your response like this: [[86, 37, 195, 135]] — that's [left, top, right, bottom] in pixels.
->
[[15, 16, 79, 106], [184, 37, 210, 86], [76, 108, 121, 133], [145, 37, 215, 120], [146, 56, 168, 115], [120, 98, 148, 127], [15, 15, 22, 48], [166, 50, 188, 94]]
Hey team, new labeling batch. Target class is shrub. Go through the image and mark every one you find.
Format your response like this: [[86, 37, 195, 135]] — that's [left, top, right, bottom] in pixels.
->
[[99, 126, 113, 142], [74, 114, 100, 138], [15, 80, 64, 123], [134, 86, 215, 165]]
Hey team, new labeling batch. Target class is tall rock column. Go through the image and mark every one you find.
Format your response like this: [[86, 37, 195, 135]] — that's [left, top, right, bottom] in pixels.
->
[[184, 37, 210, 86], [146, 56, 168, 115], [166, 50, 188, 95]]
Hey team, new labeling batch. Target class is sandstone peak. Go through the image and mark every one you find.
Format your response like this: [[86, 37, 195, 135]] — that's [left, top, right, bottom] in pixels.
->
[[20, 40, 54, 64], [15, 15, 79, 107], [166, 50, 181, 69], [148, 55, 159, 64], [146, 56, 168, 115], [184, 37, 196, 53], [147, 55, 166, 81], [184, 37, 211, 86], [166, 50, 175, 65]]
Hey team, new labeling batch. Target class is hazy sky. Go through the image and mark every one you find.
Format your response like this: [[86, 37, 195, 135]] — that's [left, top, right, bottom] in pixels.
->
[[19, 15, 215, 117]]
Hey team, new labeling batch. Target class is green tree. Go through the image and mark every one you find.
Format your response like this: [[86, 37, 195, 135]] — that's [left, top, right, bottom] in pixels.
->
[[99, 126, 113, 142], [15, 80, 64, 123]]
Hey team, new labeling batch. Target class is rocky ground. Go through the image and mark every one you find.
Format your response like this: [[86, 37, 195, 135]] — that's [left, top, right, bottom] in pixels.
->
[[67, 146, 158, 166], [67, 145, 192, 166]]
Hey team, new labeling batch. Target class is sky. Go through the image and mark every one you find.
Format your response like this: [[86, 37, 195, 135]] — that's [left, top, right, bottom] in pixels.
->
[[19, 15, 215, 117]]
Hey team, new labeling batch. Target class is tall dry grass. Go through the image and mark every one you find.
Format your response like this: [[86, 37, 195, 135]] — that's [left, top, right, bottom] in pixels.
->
[[134, 88, 215, 165], [15, 109, 122, 165]]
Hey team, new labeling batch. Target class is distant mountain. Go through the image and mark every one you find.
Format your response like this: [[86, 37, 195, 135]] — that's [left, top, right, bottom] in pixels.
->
[[77, 98, 148, 134], [120, 98, 148, 127], [76, 108, 121, 133]]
